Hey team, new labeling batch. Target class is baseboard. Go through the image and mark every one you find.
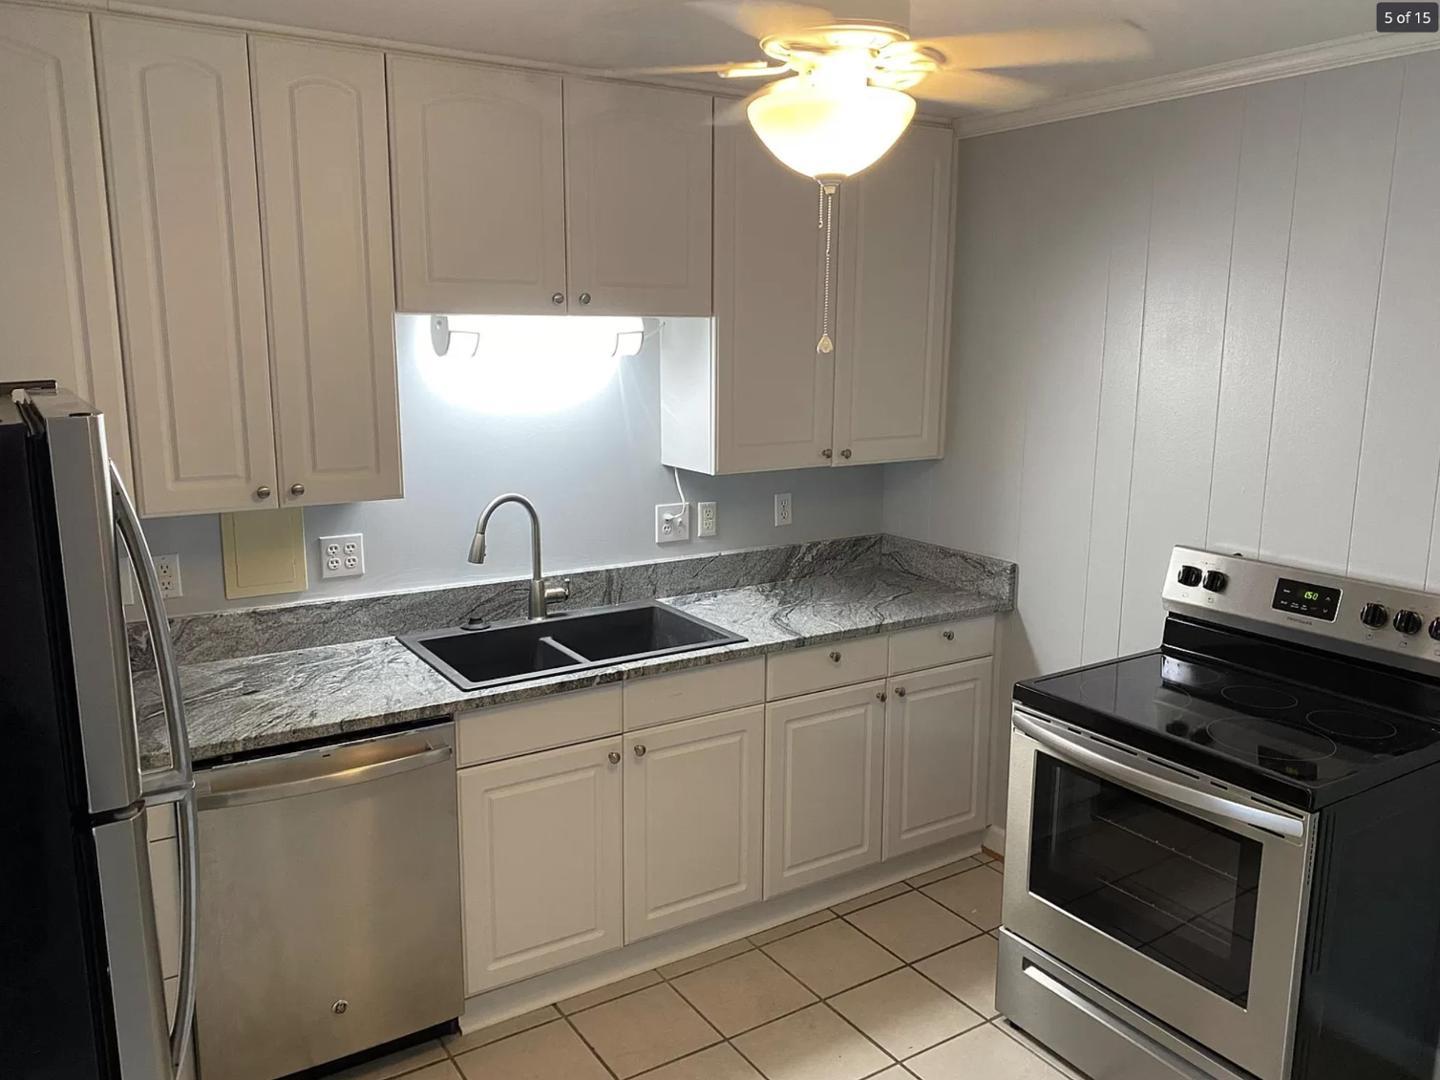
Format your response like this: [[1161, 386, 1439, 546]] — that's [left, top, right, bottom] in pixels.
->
[[983, 824, 1006, 857], [458, 831, 986, 1032]]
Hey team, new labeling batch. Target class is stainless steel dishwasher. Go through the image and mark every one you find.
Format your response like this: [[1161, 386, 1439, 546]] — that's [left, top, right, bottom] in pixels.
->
[[192, 724, 461, 1080]]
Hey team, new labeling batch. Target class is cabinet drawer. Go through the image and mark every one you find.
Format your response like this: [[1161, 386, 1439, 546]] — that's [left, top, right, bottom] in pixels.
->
[[766, 635, 889, 700], [623, 657, 764, 730], [888, 617, 994, 675], [457, 685, 621, 766]]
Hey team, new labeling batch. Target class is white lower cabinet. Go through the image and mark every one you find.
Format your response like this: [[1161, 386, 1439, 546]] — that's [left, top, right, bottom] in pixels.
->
[[458, 737, 623, 995], [623, 706, 764, 941], [764, 681, 886, 897], [883, 657, 992, 859]]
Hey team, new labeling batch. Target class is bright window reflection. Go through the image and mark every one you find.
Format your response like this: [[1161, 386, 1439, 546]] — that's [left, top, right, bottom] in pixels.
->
[[415, 315, 642, 416]]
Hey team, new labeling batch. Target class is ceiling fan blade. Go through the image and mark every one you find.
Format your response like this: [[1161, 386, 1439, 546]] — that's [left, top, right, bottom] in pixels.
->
[[689, 0, 835, 40], [910, 70, 1048, 110], [904, 22, 1150, 70], [601, 60, 765, 76]]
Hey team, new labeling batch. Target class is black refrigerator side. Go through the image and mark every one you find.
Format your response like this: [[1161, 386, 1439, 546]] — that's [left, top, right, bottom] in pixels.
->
[[0, 399, 117, 1078]]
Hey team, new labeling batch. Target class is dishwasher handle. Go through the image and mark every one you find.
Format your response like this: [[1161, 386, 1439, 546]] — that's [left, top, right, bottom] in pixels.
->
[[197, 743, 452, 810]]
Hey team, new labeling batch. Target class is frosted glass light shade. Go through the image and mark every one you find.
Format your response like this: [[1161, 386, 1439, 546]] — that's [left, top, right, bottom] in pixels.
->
[[747, 78, 915, 181]]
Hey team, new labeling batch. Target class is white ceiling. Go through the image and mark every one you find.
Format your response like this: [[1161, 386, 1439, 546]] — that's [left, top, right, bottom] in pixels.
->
[[135, 0, 1377, 113]]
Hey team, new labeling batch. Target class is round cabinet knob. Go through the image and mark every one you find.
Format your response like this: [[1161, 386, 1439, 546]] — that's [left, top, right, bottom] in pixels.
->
[[1202, 570, 1228, 593], [331, 999, 348, 1015], [633, 744, 647, 758], [875, 690, 887, 702], [1360, 602, 1390, 628], [821, 448, 833, 459], [1176, 565, 1203, 588], [608, 751, 621, 765], [289, 483, 306, 497], [829, 650, 842, 663], [840, 449, 852, 459], [894, 687, 907, 698], [551, 292, 565, 306], [942, 630, 955, 641], [255, 485, 272, 500], [578, 292, 592, 305], [1394, 609, 1423, 636], [1429, 617, 1440, 642]]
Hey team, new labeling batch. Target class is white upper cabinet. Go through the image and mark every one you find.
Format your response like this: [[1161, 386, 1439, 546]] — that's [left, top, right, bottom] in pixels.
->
[[250, 37, 403, 506], [0, 7, 133, 486], [834, 124, 953, 465], [661, 118, 953, 476], [564, 80, 712, 316], [711, 120, 832, 473], [95, 16, 278, 516], [388, 55, 568, 315], [882, 657, 991, 859]]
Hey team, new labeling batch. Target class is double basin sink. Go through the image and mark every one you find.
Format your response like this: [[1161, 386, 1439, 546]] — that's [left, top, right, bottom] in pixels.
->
[[399, 601, 746, 691]]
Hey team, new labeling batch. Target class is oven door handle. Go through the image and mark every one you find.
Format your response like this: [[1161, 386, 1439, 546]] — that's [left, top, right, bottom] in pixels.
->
[[1012, 711, 1305, 840]]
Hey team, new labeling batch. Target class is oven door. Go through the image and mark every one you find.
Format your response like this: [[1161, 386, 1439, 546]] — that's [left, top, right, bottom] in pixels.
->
[[1004, 707, 1315, 1080]]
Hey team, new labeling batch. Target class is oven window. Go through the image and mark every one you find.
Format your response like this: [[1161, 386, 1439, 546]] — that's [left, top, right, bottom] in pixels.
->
[[1029, 755, 1262, 1005]]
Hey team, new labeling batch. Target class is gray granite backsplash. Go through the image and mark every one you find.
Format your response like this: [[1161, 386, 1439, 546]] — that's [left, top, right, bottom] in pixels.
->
[[129, 533, 1016, 671], [129, 534, 883, 669]]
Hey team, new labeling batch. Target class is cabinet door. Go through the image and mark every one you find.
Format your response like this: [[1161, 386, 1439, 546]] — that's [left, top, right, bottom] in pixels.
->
[[0, 7, 133, 487], [95, 16, 278, 516], [765, 681, 885, 896], [624, 706, 764, 941], [250, 37, 402, 506], [883, 657, 991, 859], [564, 80, 712, 316], [458, 738, 623, 994], [388, 55, 566, 314], [713, 119, 832, 473], [833, 124, 953, 465]]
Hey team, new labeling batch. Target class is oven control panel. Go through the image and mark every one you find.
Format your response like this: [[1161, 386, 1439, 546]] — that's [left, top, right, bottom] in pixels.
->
[[1163, 545, 1440, 672]]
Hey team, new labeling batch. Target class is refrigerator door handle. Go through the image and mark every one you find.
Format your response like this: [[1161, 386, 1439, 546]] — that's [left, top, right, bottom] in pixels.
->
[[110, 463, 198, 1074]]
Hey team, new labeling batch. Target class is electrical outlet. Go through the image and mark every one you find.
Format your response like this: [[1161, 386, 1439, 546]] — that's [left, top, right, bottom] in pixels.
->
[[319, 533, 365, 579], [154, 554, 182, 598], [655, 502, 690, 544], [774, 492, 793, 528], [697, 501, 717, 538]]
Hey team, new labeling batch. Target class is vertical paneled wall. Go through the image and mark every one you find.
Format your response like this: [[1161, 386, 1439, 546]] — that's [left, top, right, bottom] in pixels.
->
[[883, 52, 1440, 826]]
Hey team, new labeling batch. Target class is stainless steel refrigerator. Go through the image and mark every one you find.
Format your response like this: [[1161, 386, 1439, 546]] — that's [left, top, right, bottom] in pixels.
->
[[0, 383, 197, 1078]]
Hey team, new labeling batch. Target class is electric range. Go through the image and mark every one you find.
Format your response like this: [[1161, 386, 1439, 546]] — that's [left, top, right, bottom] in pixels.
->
[[998, 546, 1440, 1080]]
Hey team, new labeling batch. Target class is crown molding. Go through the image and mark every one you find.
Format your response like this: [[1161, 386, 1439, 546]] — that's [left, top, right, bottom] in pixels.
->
[[952, 32, 1440, 140]]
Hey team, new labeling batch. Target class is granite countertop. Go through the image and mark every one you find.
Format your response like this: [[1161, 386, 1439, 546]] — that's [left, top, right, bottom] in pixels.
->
[[137, 565, 1012, 769]]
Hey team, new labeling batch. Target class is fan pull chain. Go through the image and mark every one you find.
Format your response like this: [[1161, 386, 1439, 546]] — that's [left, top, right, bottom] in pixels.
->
[[817, 181, 836, 355]]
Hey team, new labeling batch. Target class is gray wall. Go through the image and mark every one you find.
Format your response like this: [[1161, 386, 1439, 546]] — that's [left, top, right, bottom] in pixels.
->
[[883, 52, 1440, 824], [142, 315, 884, 615]]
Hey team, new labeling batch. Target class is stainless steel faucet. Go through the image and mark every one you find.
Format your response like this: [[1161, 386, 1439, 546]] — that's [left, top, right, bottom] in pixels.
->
[[468, 493, 570, 620]]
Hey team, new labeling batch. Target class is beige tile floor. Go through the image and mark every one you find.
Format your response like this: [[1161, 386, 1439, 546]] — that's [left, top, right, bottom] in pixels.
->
[[332, 855, 1086, 1080]]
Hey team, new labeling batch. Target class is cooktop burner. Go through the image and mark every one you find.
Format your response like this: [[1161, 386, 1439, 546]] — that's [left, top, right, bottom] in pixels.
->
[[1021, 650, 1440, 802]]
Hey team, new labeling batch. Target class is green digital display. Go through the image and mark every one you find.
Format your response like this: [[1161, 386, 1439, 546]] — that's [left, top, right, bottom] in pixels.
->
[[1303, 589, 1323, 601], [1273, 578, 1341, 621]]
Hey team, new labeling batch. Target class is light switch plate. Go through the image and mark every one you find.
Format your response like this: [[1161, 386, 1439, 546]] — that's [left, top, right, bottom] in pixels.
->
[[655, 503, 690, 543], [774, 493, 793, 528], [319, 533, 365, 578], [697, 501, 717, 538]]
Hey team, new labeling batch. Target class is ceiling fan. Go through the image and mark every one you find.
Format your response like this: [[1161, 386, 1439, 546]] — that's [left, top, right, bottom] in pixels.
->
[[609, 0, 1151, 181]]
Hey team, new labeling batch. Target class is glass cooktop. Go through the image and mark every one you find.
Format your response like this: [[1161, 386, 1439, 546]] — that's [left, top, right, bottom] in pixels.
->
[[1019, 650, 1440, 807]]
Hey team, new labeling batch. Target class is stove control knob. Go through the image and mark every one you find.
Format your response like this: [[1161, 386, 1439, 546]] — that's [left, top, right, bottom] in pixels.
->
[[1430, 617, 1440, 642], [1202, 570, 1228, 593], [1177, 565, 1204, 588], [1360, 602, 1390, 629], [1394, 609, 1423, 636]]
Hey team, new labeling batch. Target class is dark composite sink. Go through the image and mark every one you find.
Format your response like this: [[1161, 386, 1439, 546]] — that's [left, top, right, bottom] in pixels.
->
[[398, 601, 745, 692]]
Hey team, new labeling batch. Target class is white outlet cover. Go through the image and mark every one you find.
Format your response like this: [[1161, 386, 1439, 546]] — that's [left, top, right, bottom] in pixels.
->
[[655, 502, 690, 544], [319, 533, 365, 578], [697, 501, 717, 538], [154, 554, 182, 598], [774, 493, 793, 528]]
